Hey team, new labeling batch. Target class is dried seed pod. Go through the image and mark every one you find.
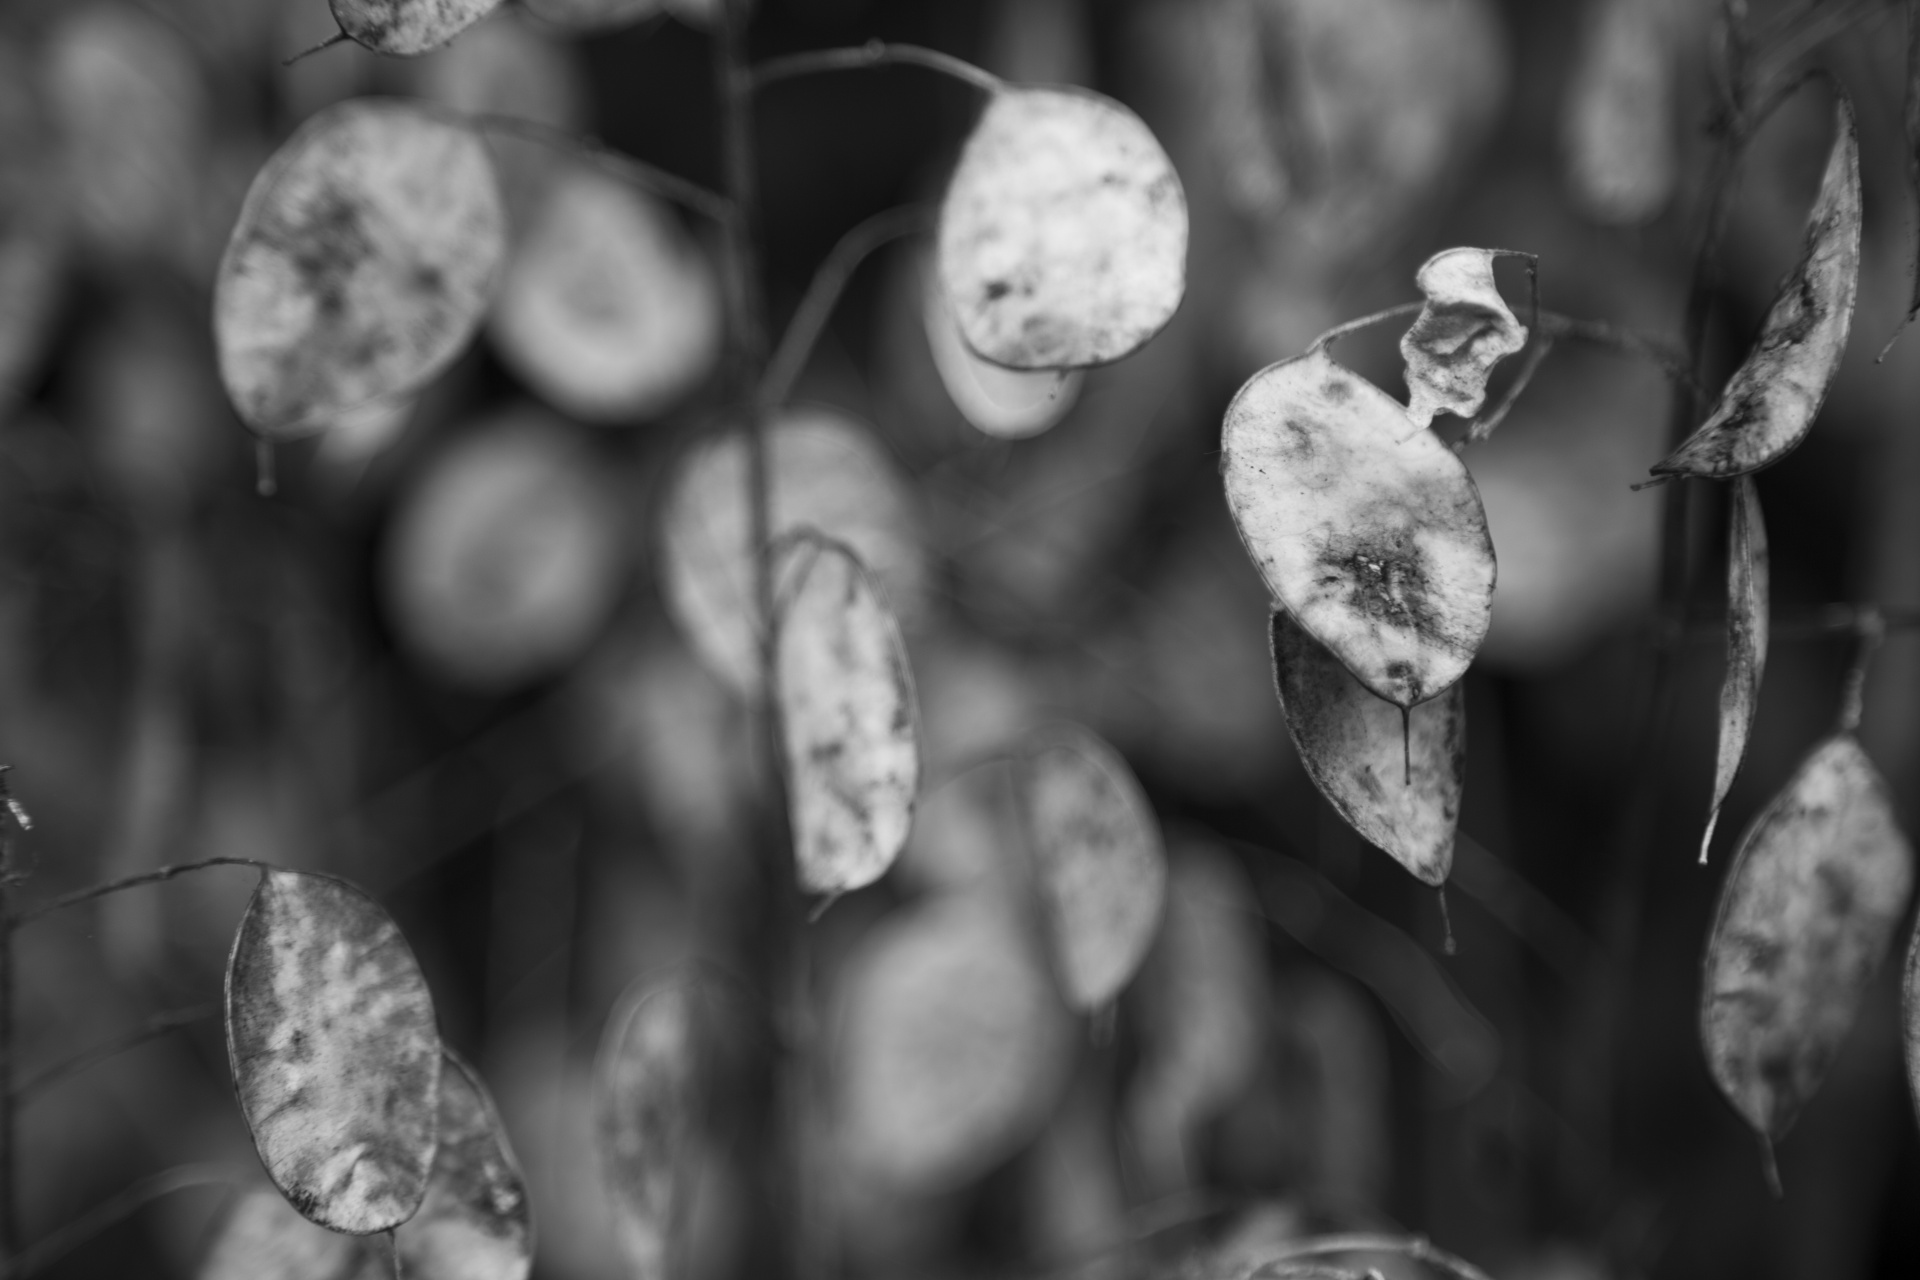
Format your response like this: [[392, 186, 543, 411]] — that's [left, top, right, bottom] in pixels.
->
[[1702, 476, 1769, 862], [1399, 247, 1528, 428], [199, 1184, 377, 1280], [331, 0, 502, 56], [921, 253, 1081, 439], [398, 1052, 533, 1280]]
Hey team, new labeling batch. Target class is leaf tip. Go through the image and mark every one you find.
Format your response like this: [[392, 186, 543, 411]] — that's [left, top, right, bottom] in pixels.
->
[[1699, 810, 1719, 865]]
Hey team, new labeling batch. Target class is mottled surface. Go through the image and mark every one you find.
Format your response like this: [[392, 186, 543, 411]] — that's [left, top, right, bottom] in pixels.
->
[[215, 100, 505, 440], [1221, 347, 1495, 707], [1563, 0, 1677, 224], [921, 252, 1081, 439], [938, 87, 1186, 369], [333, 0, 501, 56], [1654, 96, 1860, 478], [836, 896, 1073, 1191], [660, 409, 925, 695], [595, 977, 703, 1280], [226, 870, 442, 1234], [774, 540, 921, 897], [397, 1052, 533, 1280], [1270, 611, 1464, 885], [1021, 725, 1167, 1009], [1703, 476, 1769, 861], [199, 1185, 381, 1280], [1399, 247, 1528, 427], [1701, 735, 1913, 1144], [490, 162, 720, 423]]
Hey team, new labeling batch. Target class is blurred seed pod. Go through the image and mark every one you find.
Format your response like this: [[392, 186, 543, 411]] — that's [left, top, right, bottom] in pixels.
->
[[1562, 0, 1678, 225]]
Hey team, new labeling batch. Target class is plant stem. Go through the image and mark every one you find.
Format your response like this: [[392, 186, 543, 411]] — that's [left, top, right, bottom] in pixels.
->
[[13, 1004, 217, 1103], [469, 114, 733, 224], [10, 858, 271, 929], [751, 39, 1002, 94], [2, 1164, 229, 1279]]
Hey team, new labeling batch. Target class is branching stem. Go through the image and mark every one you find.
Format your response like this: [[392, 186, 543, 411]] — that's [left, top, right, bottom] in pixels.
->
[[751, 40, 1002, 94], [14, 1005, 217, 1103], [11, 858, 272, 928], [470, 114, 734, 224]]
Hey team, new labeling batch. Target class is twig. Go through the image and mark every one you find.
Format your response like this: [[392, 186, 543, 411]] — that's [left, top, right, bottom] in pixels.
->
[[282, 30, 349, 67], [13, 1005, 217, 1103], [751, 40, 1002, 94], [1246, 1234, 1497, 1280], [10, 858, 272, 928], [469, 114, 733, 224], [1306, 303, 1424, 354], [1533, 314, 1703, 398], [3, 1164, 230, 1279], [1462, 337, 1553, 445]]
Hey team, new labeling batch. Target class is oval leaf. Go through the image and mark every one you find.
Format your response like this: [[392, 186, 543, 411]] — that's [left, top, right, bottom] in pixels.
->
[[1399, 247, 1528, 428], [775, 539, 921, 899], [921, 253, 1081, 439], [215, 99, 506, 440], [1221, 346, 1496, 708], [518, 0, 665, 34], [332, 0, 501, 56], [1270, 610, 1464, 886], [1652, 95, 1860, 479], [225, 869, 443, 1234], [200, 1185, 374, 1280], [1702, 476, 1769, 862], [1701, 734, 1914, 1159], [938, 86, 1187, 370], [1020, 724, 1167, 1009], [399, 1052, 533, 1280]]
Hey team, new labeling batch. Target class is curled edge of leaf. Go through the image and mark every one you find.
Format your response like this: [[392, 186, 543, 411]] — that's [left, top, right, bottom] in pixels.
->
[[1702, 476, 1769, 863], [1399, 247, 1530, 428]]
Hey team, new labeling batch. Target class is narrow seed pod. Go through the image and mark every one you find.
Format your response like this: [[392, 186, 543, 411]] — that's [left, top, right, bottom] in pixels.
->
[[1399, 247, 1529, 428], [1652, 94, 1860, 479], [331, 0, 502, 56], [225, 869, 443, 1235], [1701, 735, 1914, 1171], [1221, 346, 1496, 708], [199, 1184, 377, 1280], [938, 86, 1187, 370], [1019, 724, 1167, 1010], [397, 1052, 533, 1280], [215, 99, 505, 441], [1702, 476, 1769, 862], [1270, 611, 1465, 886], [773, 538, 921, 899], [1904, 914, 1920, 1135], [921, 254, 1081, 439]]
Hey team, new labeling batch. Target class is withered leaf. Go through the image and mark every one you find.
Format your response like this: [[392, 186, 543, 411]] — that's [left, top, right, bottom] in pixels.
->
[[215, 99, 505, 440], [199, 1185, 375, 1280], [1400, 247, 1528, 428], [1221, 345, 1496, 708], [1270, 610, 1465, 886], [1652, 95, 1860, 479], [225, 869, 442, 1235], [397, 1051, 533, 1280], [1702, 476, 1769, 863], [1701, 735, 1913, 1162], [774, 538, 921, 899], [331, 0, 501, 56], [938, 87, 1187, 370], [921, 253, 1081, 439], [1019, 724, 1167, 1010]]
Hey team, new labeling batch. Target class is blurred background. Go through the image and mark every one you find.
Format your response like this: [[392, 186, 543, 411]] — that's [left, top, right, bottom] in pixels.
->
[[2, 0, 1920, 1276]]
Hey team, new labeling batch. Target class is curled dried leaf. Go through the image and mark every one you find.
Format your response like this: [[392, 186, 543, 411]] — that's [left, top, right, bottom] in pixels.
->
[[1270, 611, 1464, 885], [1702, 477, 1769, 863], [331, 0, 501, 56], [1019, 724, 1167, 1010], [225, 869, 442, 1235], [399, 1052, 533, 1280], [1221, 346, 1496, 708], [938, 87, 1187, 370], [922, 254, 1082, 439], [1399, 247, 1528, 428], [215, 100, 505, 440], [1702, 735, 1914, 1161], [774, 539, 921, 899], [1653, 95, 1860, 479]]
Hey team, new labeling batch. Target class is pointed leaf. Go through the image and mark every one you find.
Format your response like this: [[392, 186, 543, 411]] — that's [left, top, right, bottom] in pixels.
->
[[1701, 735, 1914, 1153], [215, 100, 505, 440], [595, 976, 705, 1280], [938, 86, 1187, 370], [1019, 724, 1167, 1009], [1653, 95, 1860, 479], [332, 0, 501, 56], [1702, 476, 1769, 862], [199, 1185, 378, 1280], [774, 539, 921, 898], [398, 1052, 533, 1280], [1221, 346, 1496, 707], [1270, 611, 1464, 885], [1399, 247, 1528, 428], [922, 253, 1081, 439], [225, 869, 443, 1235]]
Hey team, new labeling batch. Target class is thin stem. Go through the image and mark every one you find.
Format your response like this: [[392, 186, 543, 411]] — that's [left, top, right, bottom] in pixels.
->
[[4, 1164, 230, 1279], [1463, 336, 1553, 445], [1249, 1235, 1496, 1280], [11, 857, 270, 928], [281, 30, 349, 67], [759, 205, 935, 409], [751, 40, 1002, 94], [13, 1004, 217, 1103], [469, 114, 733, 224], [1307, 302, 1424, 353], [1533, 314, 1703, 398]]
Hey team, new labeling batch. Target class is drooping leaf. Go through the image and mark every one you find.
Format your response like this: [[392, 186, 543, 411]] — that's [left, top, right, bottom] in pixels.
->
[[1701, 735, 1914, 1165], [1270, 610, 1464, 885], [1018, 724, 1167, 1010], [199, 1185, 376, 1280], [938, 86, 1187, 370], [659, 408, 925, 695], [397, 1051, 534, 1280], [215, 99, 506, 440], [489, 161, 721, 423], [331, 0, 501, 56], [1399, 247, 1528, 428], [774, 538, 921, 899], [836, 895, 1073, 1192], [921, 253, 1081, 439], [1702, 476, 1769, 863], [383, 409, 624, 689], [225, 869, 443, 1234], [1221, 345, 1496, 708], [1562, 0, 1677, 224], [1652, 94, 1860, 479]]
